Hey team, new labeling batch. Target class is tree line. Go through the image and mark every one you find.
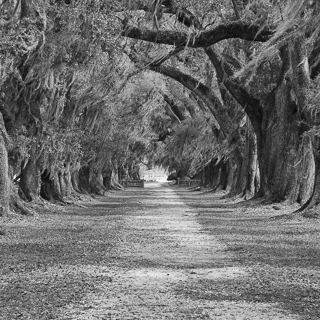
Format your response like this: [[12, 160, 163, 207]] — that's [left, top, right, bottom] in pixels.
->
[[1, 0, 320, 215]]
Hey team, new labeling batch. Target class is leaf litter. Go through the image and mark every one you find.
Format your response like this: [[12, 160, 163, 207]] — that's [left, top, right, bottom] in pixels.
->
[[0, 182, 319, 319]]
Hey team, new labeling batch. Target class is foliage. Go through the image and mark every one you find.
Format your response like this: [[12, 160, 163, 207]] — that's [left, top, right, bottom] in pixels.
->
[[151, 115, 225, 176], [1, 0, 320, 205]]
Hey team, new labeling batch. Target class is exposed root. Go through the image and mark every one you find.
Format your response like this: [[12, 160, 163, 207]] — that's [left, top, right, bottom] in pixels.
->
[[10, 193, 34, 216]]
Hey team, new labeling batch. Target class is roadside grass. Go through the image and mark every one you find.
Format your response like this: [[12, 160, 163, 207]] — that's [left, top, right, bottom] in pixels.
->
[[0, 194, 131, 320], [1, 186, 319, 319], [178, 189, 320, 320]]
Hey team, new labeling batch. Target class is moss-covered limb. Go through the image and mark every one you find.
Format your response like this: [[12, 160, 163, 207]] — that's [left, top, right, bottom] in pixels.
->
[[204, 46, 263, 141], [122, 22, 272, 48], [148, 64, 234, 138]]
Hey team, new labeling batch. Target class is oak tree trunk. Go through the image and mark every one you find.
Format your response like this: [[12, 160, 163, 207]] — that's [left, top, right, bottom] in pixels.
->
[[297, 147, 320, 215], [259, 80, 314, 204], [245, 126, 258, 199], [78, 164, 107, 195], [40, 170, 64, 201], [222, 159, 234, 192], [225, 149, 243, 198], [71, 162, 82, 193], [103, 168, 112, 190], [19, 143, 41, 202], [0, 113, 9, 216], [238, 120, 258, 199]]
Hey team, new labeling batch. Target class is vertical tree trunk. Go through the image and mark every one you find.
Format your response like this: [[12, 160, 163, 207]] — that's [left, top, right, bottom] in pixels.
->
[[237, 119, 258, 199], [19, 143, 41, 202], [78, 163, 107, 195], [258, 80, 314, 204], [0, 113, 9, 216], [64, 162, 75, 197], [245, 125, 258, 198], [223, 159, 234, 192], [103, 168, 112, 190], [58, 163, 75, 198], [252, 42, 314, 205], [205, 160, 224, 191], [40, 169, 64, 201], [207, 160, 219, 188], [71, 162, 82, 193], [297, 137, 315, 204], [78, 165, 90, 193], [199, 159, 218, 188], [297, 151, 320, 215], [225, 148, 243, 197]]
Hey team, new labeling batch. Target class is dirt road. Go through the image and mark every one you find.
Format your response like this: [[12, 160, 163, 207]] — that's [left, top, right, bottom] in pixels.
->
[[1, 182, 319, 319]]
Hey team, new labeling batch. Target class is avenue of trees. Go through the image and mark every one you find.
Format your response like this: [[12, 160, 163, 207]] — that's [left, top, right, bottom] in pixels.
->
[[1, 0, 320, 216]]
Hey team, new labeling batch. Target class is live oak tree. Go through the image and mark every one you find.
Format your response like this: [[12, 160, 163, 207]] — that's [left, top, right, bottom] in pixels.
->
[[0, 0, 126, 211], [120, 0, 320, 211], [120, 0, 258, 197], [1, 0, 320, 216]]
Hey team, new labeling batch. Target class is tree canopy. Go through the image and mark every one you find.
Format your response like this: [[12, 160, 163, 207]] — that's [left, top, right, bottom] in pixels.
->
[[1, 0, 320, 215]]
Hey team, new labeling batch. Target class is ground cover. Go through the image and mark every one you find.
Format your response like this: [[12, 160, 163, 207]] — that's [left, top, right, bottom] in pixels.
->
[[180, 190, 320, 319], [0, 182, 319, 319]]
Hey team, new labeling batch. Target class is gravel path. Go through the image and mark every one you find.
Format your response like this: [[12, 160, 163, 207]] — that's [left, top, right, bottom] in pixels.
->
[[0, 182, 303, 319]]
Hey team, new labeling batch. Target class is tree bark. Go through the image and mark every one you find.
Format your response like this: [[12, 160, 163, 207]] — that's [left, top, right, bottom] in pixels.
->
[[200, 159, 220, 188], [205, 44, 315, 204], [259, 79, 314, 204], [40, 169, 64, 202], [78, 163, 107, 195], [225, 148, 243, 198], [204, 46, 263, 150], [244, 123, 258, 198], [70, 162, 81, 193], [232, 119, 258, 199], [56, 161, 75, 198], [0, 113, 10, 216], [297, 151, 320, 214], [19, 143, 42, 202], [224, 159, 236, 192], [257, 41, 314, 204], [103, 168, 112, 190], [122, 22, 272, 48]]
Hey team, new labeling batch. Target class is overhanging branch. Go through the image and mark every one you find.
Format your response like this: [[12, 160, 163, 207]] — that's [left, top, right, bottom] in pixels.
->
[[148, 64, 235, 138], [122, 22, 273, 48], [205, 46, 263, 139]]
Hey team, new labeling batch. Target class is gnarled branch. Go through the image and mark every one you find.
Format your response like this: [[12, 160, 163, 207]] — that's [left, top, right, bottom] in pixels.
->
[[122, 22, 273, 48], [204, 46, 263, 140], [149, 64, 235, 138]]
